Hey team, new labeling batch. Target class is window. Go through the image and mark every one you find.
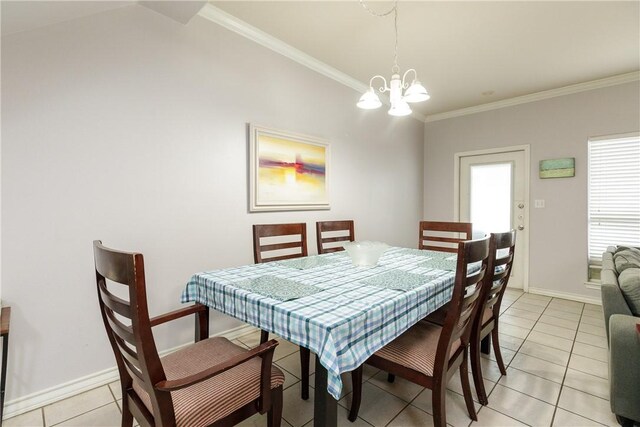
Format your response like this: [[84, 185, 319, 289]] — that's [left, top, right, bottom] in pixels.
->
[[588, 132, 640, 281]]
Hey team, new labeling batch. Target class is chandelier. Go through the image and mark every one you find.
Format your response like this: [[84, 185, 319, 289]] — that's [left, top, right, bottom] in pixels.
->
[[356, 0, 430, 116]]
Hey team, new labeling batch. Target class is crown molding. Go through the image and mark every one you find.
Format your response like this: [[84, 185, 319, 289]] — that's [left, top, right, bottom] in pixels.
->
[[424, 71, 640, 123], [197, 4, 427, 122]]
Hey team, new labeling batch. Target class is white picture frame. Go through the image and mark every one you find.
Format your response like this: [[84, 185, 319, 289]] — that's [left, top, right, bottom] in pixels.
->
[[249, 124, 330, 212]]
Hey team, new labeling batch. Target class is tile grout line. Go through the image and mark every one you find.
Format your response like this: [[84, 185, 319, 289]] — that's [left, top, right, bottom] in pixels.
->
[[467, 291, 526, 426], [548, 302, 610, 427], [556, 307, 612, 426], [501, 298, 609, 399], [488, 294, 584, 426], [549, 302, 585, 427], [471, 291, 538, 427], [48, 401, 116, 427]]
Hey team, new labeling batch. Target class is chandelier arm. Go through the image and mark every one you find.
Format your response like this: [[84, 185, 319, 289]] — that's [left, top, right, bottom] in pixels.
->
[[401, 69, 418, 89], [369, 75, 389, 93]]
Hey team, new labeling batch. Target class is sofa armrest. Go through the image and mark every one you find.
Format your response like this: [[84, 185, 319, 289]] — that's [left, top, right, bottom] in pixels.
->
[[602, 281, 633, 343], [609, 314, 640, 423]]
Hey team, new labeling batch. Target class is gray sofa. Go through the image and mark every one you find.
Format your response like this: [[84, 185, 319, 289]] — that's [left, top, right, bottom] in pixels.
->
[[601, 245, 640, 426]]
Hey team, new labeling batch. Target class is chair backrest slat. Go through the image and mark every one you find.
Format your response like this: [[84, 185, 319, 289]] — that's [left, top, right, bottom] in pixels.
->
[[451, 287, 482, 341], [98, 283, 132, 318], [104, 308, 136, 344], [435, 236, 490, 367], [94, 245, 136, 285], [259, 241, 305, 252], [121, 353, 145, 383], [115, 338, 143, 371], [419, 221, 473, 253], [253, 223, 307, 263], [316, 220, 355, 254]]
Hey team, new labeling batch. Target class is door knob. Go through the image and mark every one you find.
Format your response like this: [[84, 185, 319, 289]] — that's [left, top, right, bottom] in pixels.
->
[[518, 225, 525, 230]]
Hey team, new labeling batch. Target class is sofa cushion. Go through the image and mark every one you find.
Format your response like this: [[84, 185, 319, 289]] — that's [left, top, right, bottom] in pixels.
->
[[613, 249, 640, 273], [614, 246, 640, 256], [618, 267, 640, 316]]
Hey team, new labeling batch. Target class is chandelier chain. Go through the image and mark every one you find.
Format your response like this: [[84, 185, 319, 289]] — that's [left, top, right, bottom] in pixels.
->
[[359, 0, 399, 72]]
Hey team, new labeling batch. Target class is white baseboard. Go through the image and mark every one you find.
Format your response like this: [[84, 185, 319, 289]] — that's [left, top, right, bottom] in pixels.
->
[[3, 324, 255, 419], [527, 287, 602, 306]]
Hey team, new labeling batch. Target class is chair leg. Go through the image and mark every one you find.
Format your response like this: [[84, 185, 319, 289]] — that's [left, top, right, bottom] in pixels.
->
[[471, 335, 489, 406], [120, 397, 134, 427], [387, 373, 395, 383], [431, 380, 447, 427], [460, 350, 478, 421], [491, 326, 507, 375], [260, 330, 269, 344], [268, 386, 283, 427], [300, 347, 310, 400], [348, 366, 363, 422], [480, 334, 491, 355]]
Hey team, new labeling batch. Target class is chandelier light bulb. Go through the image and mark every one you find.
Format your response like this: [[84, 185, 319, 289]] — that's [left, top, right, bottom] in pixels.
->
[[404, 81, 430, 103], [388, 100, 412, 116], [357, 88, 382, 110]]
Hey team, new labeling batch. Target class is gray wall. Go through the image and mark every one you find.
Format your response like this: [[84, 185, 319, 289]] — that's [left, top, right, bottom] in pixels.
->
[[1, 5, 424, 400], [424, 81, 640, 300]]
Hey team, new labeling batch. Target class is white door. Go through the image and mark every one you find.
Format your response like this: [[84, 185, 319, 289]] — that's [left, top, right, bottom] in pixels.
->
[[457, 148, 529, 290]]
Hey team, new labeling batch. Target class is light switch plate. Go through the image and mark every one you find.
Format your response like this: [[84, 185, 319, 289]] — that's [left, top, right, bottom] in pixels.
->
[[534, 199, 545, 208]]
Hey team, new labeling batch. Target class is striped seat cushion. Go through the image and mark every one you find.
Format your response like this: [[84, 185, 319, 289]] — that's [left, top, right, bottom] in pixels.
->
[[374, 321, 461, 376], [132, 337, 285, 427]]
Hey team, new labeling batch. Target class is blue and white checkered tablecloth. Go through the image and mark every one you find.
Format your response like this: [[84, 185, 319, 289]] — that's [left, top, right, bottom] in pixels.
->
[[181, 247, 458, 399]]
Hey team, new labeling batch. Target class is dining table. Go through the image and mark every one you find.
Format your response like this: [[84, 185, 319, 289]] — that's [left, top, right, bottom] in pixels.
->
[[181, 246, 462, 427]]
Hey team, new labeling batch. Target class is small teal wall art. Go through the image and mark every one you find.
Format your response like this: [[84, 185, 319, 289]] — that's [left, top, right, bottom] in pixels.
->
[[539, 157, 575, 179]]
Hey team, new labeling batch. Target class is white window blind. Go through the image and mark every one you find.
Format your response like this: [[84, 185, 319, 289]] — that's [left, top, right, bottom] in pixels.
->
[[588, 133, 640, 265]]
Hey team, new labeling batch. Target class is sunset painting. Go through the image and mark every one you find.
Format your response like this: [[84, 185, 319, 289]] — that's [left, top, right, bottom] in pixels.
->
[[249, 125, 330, 211]]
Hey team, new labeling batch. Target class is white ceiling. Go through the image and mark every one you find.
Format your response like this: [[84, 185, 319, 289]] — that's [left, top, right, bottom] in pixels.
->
[[212, 1, 640, 117], [2, 1, 638, 119]]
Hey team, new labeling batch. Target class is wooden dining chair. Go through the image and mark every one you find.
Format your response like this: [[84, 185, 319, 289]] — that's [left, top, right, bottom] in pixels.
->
[[470, 230, 517, 405], [94, 240, 284, 427], [419, 221, 473, 253], [252, 223, 312, 400], [253, 223, 308, 263], [316, 220, 355, 254], [348, 236, 491, 427]]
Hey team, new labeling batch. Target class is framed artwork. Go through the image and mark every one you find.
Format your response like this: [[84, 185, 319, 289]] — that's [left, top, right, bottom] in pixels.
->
[[539, 158, 575, 179], [249, 125, 330, 212]]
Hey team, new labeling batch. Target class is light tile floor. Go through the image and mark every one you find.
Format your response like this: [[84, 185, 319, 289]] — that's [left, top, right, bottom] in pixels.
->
[[5, 290, 620, 427]]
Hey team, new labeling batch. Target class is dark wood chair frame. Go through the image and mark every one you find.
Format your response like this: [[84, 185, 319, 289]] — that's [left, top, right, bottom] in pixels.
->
[[470, 231, 517, 405], [316, 220, 355, 254], [94, 240, 283, 427], [419, 221, 473, 253], [348, 236, 491, 427], [252, 224, 311, 400], [253, 223, 308, 263]]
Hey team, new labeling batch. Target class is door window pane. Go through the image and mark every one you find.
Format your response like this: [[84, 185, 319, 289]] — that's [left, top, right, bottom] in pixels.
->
[[470, 163, 512, 237]]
